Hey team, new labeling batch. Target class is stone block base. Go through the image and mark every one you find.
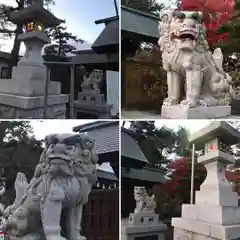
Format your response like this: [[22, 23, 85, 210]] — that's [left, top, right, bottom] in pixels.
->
[[129, 212, 159, 226], [161, 105, 231, 119], [124, 212, 167, 240], [74, 101, 112, 118], [172, 218, 240, 240], [0, 93, 68, 119], [124, 224, 166, 240], [0, 79, 60, 97]]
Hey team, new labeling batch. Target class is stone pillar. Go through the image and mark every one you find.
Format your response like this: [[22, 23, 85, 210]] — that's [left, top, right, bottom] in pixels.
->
[[124, 186, 167, 240], [172, 121, 240, 240]]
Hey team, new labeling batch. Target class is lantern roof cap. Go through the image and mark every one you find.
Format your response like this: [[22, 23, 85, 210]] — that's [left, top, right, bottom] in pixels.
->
[[189, 121, 240, 148], [9, 3, 63, 27]]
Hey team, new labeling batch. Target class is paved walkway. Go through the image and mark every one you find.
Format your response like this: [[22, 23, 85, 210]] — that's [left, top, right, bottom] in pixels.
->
[[121, 110, 162, 119], [121, 109, 240, 119]]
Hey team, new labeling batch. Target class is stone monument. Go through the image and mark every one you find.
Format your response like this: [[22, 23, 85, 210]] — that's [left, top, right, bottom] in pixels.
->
[[0, 133, 98, 240], [0, 0, 68, 118], [172, 121, 240, 239], [74, 69, 112, 119], [124, 186, 167, 240], [158, 11, 233, 119]]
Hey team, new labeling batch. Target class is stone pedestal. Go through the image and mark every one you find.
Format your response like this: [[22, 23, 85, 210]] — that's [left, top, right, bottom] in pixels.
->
[[161, 105, 231, 119], [172, 121, 240, 240], [74, 90, 112, 119], [0, 93, 68, 119], [124, 212, 167, 240]]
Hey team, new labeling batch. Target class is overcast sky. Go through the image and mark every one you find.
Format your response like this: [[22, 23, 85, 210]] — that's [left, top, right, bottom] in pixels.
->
[[0, 0, 119, 53], [30, 120, 95, 140], [122, 120, 212, 134]]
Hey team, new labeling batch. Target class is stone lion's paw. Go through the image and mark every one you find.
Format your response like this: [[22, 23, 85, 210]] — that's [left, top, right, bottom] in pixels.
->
[[180, 99, 197, 108], [163, 97, 179, 106], [73, 236, 87, 240], [199, 99, 208, 106]]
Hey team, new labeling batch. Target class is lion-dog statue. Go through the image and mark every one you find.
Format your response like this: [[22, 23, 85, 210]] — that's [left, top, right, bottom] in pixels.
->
[[158, 10, 233, 108], [1, 133, 98, 240], [134, 186, 156, 213]]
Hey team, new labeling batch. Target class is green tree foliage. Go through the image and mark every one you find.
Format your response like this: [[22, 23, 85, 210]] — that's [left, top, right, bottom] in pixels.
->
[[0, 121, 42, 205], [129, 121, 190, 170], [0, 121, 34, 145], [46, 23, 84, 56]]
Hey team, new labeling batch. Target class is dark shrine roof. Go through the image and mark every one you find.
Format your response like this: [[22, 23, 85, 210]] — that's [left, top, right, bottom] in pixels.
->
[[121, 128, 148, 164], [121, 128, 167, 183], [121, 6, 159, 44], [91, 16, 119, 54], [0, 51, 12, 60], [97, 169, 118, 181], [9, 3, 62, 27], [71, 49, 119, 71], [121, 166, 166, 184], [73, 121, 119, 155], [0, 51, 21, 61]]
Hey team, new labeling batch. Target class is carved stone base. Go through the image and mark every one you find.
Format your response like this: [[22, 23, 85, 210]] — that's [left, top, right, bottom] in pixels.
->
[[172, 218, 240, 240], [0, 94, 68, 119], [161, 105, 231, 119], [124, 212, 167, 240]]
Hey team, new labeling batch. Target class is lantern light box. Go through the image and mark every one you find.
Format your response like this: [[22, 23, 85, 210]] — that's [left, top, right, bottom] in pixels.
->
[[26, 22, 43, 32]]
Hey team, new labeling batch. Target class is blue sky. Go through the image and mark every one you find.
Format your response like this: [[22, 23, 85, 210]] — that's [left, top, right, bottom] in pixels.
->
[[51, 0, 120, 43], [0, 0, 120, 52]]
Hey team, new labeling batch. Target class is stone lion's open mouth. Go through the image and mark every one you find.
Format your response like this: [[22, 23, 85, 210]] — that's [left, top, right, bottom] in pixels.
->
[[48, 155, 71, 163], [171, 30, 197, 42], [179, 33, 196, 41]]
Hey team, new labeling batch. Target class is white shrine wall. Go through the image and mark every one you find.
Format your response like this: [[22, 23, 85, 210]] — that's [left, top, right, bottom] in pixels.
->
[[106, 70, 119, 117]]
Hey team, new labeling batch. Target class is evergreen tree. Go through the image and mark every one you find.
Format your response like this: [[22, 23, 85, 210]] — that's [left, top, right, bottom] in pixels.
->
[[128, 121, 190, 170], [46, 23, 84, 56]]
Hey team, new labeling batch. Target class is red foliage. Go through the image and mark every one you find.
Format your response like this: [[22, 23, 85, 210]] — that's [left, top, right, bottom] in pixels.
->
[[177, 0, 235, 44], [160, 158, 240, 199], [226, 170, 240, 182]]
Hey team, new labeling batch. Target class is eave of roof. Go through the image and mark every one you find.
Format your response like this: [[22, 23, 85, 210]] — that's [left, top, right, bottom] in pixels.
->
[[71, 50, 119, 70], [121, 130, 148, 164], [92, 17, 119, 54], [121, 165, 166, 183], [73, 121, 118, 132], [121, 6, 159, 43], [97, 169, 118, 181], [95, 16, 119, 25]]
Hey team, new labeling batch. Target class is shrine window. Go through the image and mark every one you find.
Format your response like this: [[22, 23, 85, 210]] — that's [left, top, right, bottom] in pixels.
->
[[0, 67, 9, 78]]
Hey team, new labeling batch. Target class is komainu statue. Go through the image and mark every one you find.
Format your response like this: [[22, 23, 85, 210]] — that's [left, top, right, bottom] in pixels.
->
[[81, 69, 103, 92], [158, 10, 233, 108], [134, 186, 156, 213], [1, 133, 98, 240]]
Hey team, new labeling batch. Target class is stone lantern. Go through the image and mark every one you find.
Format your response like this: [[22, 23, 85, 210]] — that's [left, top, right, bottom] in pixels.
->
[[0, 1, 68, 118], [172, 121, 240, 240], [9, 1, 61, 79]]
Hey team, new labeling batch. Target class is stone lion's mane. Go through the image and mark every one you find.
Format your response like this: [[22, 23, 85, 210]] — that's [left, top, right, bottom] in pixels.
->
[[158, 11, 208, 55]]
